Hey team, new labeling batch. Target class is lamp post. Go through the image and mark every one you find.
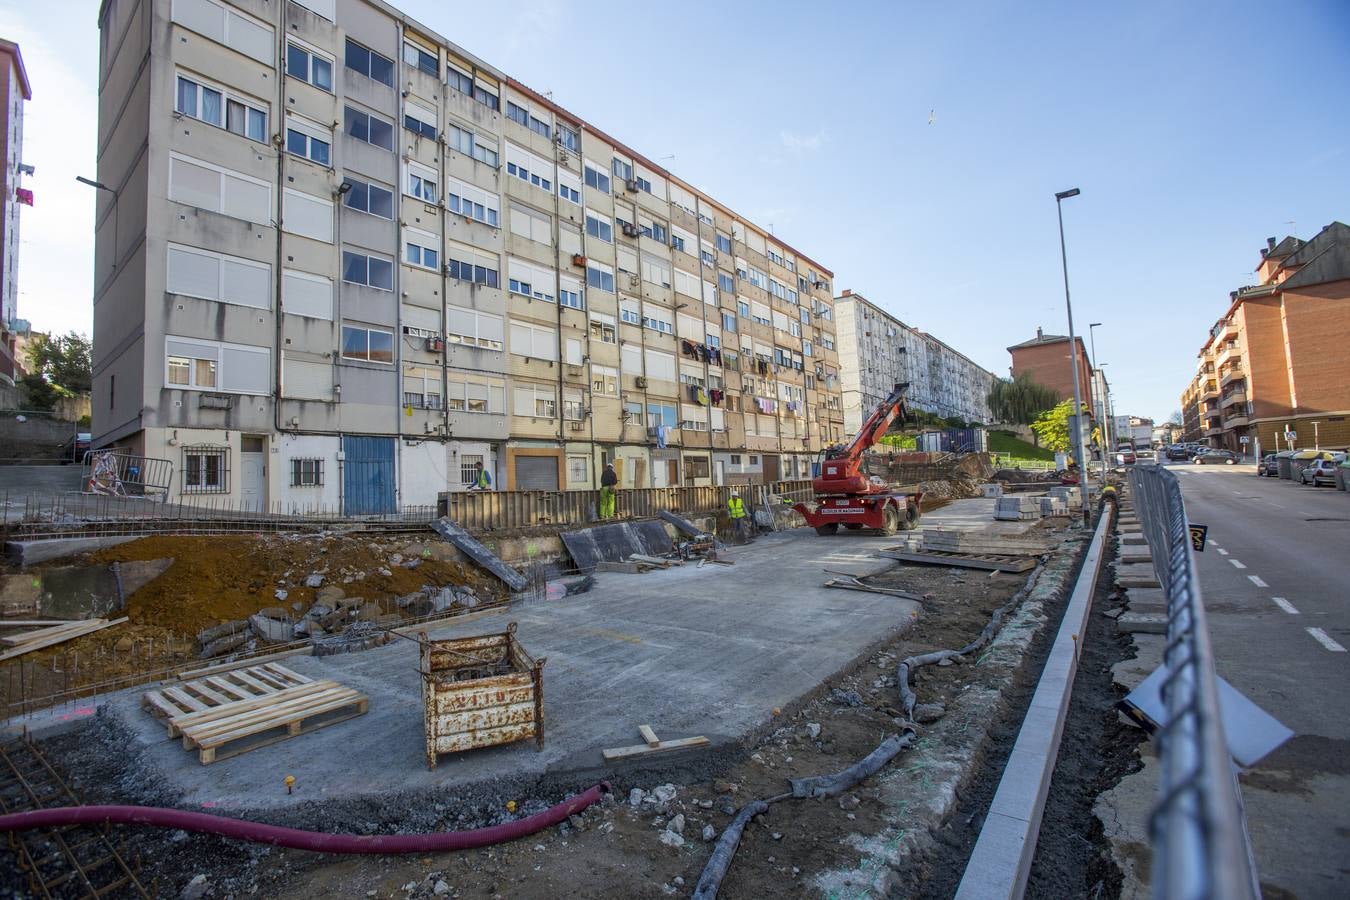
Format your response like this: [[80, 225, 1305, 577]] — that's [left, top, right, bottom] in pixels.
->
[[76, 176, 119, 271], [1055, 187, 1090, 521], [1088, 322, 1107, 483]]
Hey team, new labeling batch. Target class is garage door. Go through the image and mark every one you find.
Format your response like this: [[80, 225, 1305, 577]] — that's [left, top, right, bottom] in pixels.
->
[[514, 456, 558, 490], [342, 435, 396, 515]]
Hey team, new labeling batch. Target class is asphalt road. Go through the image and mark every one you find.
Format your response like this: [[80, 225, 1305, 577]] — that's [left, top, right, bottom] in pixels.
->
[[1167, 461, 1349, 898]]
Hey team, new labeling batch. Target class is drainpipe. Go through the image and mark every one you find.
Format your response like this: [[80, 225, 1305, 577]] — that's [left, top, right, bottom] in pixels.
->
[[271, 3, 287, 443]]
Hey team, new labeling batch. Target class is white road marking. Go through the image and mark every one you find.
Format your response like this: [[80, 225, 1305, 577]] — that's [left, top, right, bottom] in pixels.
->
[[1307, 628, 1347, 653], [1269, 503, 1285, 509], [1228, 559, 1247, 569], [1248, 575, 1268, 588], [1272, 597, 1300, 615], [1216, 548, 1229, 556]]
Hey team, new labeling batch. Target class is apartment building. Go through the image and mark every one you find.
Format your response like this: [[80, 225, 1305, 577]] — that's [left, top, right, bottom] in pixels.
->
[[0, 38, 31, 384], [1180, 223, 1350, 455], [93, 0, 844, 512], [834, 290, 994, 435], [1007, 327, 1093, 405]]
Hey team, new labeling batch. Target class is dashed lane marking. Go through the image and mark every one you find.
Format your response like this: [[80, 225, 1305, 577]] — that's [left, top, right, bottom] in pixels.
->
[[1307, 628, 1347, 653], [1248, 575, 1269, 588], [1217, 548, 1229, 556], [1272, 597, 1300, 615], [1229, 558, 1247, 569]]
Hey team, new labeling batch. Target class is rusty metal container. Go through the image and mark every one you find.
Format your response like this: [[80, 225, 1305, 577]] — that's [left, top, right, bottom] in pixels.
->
[[418, 622, 546, 769]]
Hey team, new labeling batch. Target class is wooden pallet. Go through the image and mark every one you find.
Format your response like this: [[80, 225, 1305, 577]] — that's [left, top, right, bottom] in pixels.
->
[[175, 681, 368, 764], [142, 663, 314, 738], [878, 549, 1036, 573]]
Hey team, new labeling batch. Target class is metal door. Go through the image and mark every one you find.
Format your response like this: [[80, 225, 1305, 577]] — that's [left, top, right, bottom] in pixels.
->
[[240, 451, 266, 512], [762, 454, 780, 482], [514, 455, 558, 490], [342, 436, 396, 515]]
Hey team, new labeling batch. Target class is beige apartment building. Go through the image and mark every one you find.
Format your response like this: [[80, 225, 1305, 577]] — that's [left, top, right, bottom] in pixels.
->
[[93, 0, 843, 512]]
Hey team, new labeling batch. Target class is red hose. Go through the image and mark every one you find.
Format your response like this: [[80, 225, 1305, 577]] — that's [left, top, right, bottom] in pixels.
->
[[0, 782, 610, 854]]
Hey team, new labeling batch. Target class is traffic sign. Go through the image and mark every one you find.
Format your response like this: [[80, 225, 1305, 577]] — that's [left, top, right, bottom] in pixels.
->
[[1284, 431, 1297, 441], [1189, 524, 1209, 552], [1239, 436, 1249, 444]]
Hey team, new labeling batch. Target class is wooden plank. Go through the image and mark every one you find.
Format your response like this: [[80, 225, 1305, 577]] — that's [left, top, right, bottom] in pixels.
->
[[261, 663, 312, 685], [160, 686, 208, 713], [878, 550, 1034, 573], [0, 619, 81, 628], [0, 618, 126, 662], [823, 580, 927, 601], [227, 669, 277, 695], [602, 735, 710, 761], [174, 646, 313, 681], [180, 680, 232, 708], [197, 700, 368, 765], [188, 687, 362, 745], [203, 676, 258, 702], [638, 724, 660, 747], [1, 622, 94, 646], [174, 682, 341, 732]]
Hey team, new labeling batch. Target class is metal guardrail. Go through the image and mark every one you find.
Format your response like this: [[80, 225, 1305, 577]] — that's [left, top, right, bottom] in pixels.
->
[[1128, 465, 1259, 900], [989, 452, 1057, 471]]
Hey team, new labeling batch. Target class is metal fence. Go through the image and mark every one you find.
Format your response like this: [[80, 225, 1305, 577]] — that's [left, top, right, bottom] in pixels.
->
[[439, 480, 814, 531], [1128, 465, 1258, 900]]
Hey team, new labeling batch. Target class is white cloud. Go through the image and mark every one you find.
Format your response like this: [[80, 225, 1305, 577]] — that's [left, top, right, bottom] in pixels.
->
[[779, 129, 827, 153]]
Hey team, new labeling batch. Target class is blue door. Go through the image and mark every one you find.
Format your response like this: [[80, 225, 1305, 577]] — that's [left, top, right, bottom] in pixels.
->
[[342, 436, 396, 515]]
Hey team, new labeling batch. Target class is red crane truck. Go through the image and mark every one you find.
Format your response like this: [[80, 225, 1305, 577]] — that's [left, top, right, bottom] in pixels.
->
[[794, 382, 923, 536]]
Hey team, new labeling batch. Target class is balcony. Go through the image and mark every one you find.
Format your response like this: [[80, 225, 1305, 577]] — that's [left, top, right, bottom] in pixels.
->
[[1224, 413, 1249, 428], [1219, 364, 1244, 388], [1220, 388, 1247, 408], [1215, 341, 1240, 367], [1205, 425, 1223, 437], [1199, 380, 1219, 401]]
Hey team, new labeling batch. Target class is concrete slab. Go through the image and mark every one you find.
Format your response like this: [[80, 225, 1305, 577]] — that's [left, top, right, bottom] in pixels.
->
[[1118, 612, 1168, 634], [1120, 534, 1147, 546], [5, 536, 138, 568], [1116, 563, 1161, 588], [1111, 633, 1166, 693], [914, 498, 1043, 536], [1125, 587, 1167, 609], [1120, 549, 1152, 564], [69, 505, 1008, 811]]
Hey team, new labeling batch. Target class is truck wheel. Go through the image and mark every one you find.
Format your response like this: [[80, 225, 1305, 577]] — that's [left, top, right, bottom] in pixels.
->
[[815, 523, 840, 536], [880, 506, 899, 536], [901, 500, 921, 530]]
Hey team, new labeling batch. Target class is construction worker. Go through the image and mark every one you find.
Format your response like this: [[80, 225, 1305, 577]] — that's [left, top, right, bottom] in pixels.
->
[[469, 461, 492, 491], [599, 462, 618, 519], [728, 489, 751, 543]]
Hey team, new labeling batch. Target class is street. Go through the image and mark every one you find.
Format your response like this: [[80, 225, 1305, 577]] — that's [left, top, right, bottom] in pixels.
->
[[1168, 461, 1350, 898]]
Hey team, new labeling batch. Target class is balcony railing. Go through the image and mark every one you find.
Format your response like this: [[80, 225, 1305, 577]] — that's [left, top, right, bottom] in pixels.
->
[[1219, 365, 1244, 388], [1200, 381, 1219, 400], [1223, 413, 1249, 428], [1220, 388, 1247, 407]]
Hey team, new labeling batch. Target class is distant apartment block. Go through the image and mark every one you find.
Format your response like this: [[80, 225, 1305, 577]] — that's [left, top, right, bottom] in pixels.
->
[[834, 290, 994, 436], [93, 0, 845, 511], [1181, 223, 1350, 455], [1007, 327, 1093, 406], [0, 38, 31, 384]]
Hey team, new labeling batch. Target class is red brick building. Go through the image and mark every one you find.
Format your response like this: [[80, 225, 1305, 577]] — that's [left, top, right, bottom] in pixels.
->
[[1007, 328, 1093, 404], [1184, 222, 1350, 454]]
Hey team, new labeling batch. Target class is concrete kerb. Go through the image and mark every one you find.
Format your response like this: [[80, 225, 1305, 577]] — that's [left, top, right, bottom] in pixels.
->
[[952, 501, 1113, 899], [811, 523, 1093, 897]]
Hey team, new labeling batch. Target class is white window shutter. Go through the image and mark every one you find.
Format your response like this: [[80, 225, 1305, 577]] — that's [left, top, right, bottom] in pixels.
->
[[167, 246, 221, 300]]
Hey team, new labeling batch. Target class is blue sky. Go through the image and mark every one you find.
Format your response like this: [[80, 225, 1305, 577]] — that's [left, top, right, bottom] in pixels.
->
[[4, 0, 1348, 421]]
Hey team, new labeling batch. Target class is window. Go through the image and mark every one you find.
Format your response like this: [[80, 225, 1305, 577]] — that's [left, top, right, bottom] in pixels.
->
[[558, 170, 581, 204], [459, 454, 484, 484], [513, 383, 556, 418], [508, 202, 552, 245], [165, 336, 268, 394], [446, 247, 499, 287], [802, 340, 812, 357], [646, 402, 677, 429], [446, 63, 473, 96], [567, 456, 588, 483], [508, 320, 559, 361], [341, 250, 394, 290], [286, 115, 331, 165], [716, 233, 732, 253], [291, 458, 323, 487], [404, 101, 437, 140], [447, 305, 505, 349], [449, 375, 505, 414], [282, 189, 334, 243], [169, 153, 272, 224], [821, 334, 835, 350], [768, 248, 786, 267], [508, 257, 555, 302], [345, 105, 393, 150], [718, 272, 735, 294], [446, 122, 497, 165], [341, 324, 394, 363], [560, 280, 585, 310], [558, 123, 579, 152], [584, 163, 610, 195], [624, 401, 643, 425], [171, 0, 273, 64], [649, 221, 668, 243], [403, 40, 438, 77], [722, 311, 737, 333], [166, 244, 270, 309], [674, 268, 700, 298], [641, 254, 671, 288], [737, 299, 750, 317], [751, 301, 772, 326], [670, 233, 686, 253], [644, 349, 676, 381], [506, 144, 553, 192], [446, 176, 500, 227], [282, 269, 332, 319], [167, 353, 217, 388], [287, 41, 332, 91], [341, 177, 394, 219], [403, 366, 443, 409], [799, 306, 810, 324], [473, 82, 499, 111], [405, 161, 437, 203], [183, 446, 228, 493], [404, 231, 439, 270], [589, 314, 616, 343], [790, 321, 801, 338], [620, 298, 641, 326], [585, 211, 612, 243], [175, 73, 267, 142], [747, 265, 769, 290], [641, 303, 673, 335], [612, 158, 633, 181], [586, 261, 615, 294], [506, 101, 550, 138], [591, 365, 618, 396], [344, 39, 394, 87]]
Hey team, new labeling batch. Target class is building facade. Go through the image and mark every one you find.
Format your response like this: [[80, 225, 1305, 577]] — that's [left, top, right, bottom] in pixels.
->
[[0, 38, 31, 385], [1007, 327, 1093, 406], [834, 290, 994, 435], [93, 0, 844, 512], [1180, 224, 1350, 456]]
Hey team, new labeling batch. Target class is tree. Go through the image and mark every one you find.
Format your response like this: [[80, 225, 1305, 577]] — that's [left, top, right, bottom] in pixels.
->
[[1030, 399, 1090, 457], [24, 332, 92, 399], [1167, 409, 1183, 426], [987, 373, 1059, 427]]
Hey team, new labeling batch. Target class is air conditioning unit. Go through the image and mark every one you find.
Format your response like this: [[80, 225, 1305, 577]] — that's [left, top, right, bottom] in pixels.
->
[[628, 274, 640, 287], [621, 223, 640, 238], [635, 376, 648, 388], [566, 365, 582, 376], [625, 179, 640, 193], [572, 253, 587, 267], [426, 336, 445, 352], [569, 421, 585, 431]]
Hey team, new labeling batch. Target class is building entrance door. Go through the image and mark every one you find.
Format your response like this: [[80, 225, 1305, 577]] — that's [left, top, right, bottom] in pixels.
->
[[240, 436, 266, 512]]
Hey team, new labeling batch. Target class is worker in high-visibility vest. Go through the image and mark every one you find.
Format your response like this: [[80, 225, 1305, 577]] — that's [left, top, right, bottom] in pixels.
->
[[599, 463, 618, 519], [728, 490, 751, 543]]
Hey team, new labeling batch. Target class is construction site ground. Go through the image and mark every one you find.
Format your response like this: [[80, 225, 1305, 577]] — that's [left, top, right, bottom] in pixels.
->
[[4, 498, 1096, 898]]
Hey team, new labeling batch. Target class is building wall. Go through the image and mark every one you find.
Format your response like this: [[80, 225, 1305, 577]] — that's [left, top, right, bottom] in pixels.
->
[[0, 41, 31, 382], [92, 0, 843, 507], [1009, 337, 1092, 405]]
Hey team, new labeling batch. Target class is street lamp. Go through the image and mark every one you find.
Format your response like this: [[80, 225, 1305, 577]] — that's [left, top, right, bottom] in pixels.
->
[[1088, 322, 1107, 483], [1055, 188, 1090, 521], [77, 175, 119, 271]]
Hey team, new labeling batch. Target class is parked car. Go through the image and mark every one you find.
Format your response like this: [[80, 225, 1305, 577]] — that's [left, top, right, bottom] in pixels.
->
[[1114, 447, 1136, 465], [1135, 448, 1156, 463], [1257, 453, 1278, 476], [60, 432, 91, 465], [1166, 445, 1192, 461], [1194, 449, 1239, 465], [1301, 455, 1346, 486]]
